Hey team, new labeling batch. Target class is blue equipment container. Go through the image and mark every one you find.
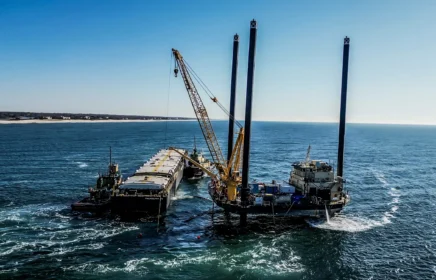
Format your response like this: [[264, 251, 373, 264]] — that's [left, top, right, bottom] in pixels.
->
[[250, 183, 259, 193], [265, 184, 279, 194]]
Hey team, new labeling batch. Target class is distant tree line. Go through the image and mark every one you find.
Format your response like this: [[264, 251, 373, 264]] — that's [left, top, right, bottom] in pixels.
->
[[0, 111, 194, 121]]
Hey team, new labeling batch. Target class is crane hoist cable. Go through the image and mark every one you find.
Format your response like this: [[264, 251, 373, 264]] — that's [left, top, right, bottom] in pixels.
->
[[164, 52, 173, 146], [185, 61, 242, 128], [183, 60, 242, 129]]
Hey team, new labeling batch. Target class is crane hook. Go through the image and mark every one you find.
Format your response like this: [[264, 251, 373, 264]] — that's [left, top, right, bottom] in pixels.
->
[[174, 68, 179, 77]]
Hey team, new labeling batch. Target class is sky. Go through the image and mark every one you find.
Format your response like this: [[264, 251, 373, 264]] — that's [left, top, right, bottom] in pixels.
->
[[0, 0, 435, 124]]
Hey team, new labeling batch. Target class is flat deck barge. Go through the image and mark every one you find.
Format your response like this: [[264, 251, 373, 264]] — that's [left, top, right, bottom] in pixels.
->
[[111, 148, 186, 216]]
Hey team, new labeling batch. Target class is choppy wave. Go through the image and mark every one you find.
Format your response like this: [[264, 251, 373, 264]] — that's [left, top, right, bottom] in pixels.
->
[[228, 241, 304, 275], [0, 213, 24, 223], [48, 242, 106, 256], [0, 224, 137, 258], [0, 268, 18, 274], [0, 204, 139, 258], [0, 204, 67, 223], [2, 120, 436, 279], [62, 259, 150, 275], [62, 242, 304, 276]]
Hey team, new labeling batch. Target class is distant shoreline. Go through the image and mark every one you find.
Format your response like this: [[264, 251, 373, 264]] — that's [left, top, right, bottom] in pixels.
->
[[0, 119, 195, 125], [1, 119, 435, 126]]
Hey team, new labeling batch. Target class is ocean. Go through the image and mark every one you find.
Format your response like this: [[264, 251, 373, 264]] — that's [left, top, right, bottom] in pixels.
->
[[0, 121, 435, 279]]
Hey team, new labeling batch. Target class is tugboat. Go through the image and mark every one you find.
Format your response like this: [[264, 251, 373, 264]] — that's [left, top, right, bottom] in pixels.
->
[[183, 137, 211, 180], [71, 148, 122, 212]]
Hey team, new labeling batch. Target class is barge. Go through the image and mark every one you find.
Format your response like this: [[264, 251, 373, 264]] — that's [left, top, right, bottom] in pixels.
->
[[111, 148, 186, 217], [172, 20, 352, 224], [71, 148, 122, 212]]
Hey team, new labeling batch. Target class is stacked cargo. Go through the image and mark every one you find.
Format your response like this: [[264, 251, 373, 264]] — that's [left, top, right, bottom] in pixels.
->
[[111, 148, 186, 216]]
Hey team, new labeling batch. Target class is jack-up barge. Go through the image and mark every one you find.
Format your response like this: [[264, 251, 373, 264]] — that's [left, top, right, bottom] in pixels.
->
[[170, 20, 351, 224]]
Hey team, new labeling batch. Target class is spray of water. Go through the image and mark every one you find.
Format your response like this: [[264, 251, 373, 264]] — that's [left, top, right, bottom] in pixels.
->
[[324, 204, 330, 223]]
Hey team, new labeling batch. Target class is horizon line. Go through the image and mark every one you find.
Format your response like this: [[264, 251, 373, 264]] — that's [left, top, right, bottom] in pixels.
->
[[2, 111, 436, 126]]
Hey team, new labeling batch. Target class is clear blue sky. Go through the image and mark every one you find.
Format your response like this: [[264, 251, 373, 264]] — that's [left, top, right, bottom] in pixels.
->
[[1, 0, 435, 124]]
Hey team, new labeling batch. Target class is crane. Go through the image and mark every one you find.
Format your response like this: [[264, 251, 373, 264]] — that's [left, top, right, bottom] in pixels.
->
[[171, 48, 244, 201]]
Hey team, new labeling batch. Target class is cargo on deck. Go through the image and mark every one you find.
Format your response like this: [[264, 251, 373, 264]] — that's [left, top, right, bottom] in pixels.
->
[[111, 148, 186, 216]]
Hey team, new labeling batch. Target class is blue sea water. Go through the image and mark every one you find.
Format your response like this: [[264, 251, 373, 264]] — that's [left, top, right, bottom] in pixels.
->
[[0, 121, 436, 279]]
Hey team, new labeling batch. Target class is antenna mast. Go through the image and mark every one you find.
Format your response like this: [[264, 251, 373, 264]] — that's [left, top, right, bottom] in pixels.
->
[[305, 145, 311, 163], [194, 136, 197, 152], [109, 146, 112, 165]]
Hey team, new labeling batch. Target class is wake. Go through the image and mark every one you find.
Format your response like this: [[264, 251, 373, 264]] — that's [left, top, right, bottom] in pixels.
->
[[307, 170, 401, 232]]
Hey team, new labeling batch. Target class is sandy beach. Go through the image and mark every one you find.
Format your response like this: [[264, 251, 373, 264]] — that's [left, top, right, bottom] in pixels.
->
[[0, 119, 194, 125]]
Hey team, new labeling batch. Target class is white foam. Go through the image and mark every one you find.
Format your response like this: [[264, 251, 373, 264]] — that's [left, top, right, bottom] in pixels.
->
[[0, 268, 18, 274], [0, 241, 51, 257], [171, 189, 194, 201], [383, 189, 400, 223], [32, 205, 68, 218], [171, 195, 194, 201], [62, 260, 149, 275], [388, 188, 401, 197], [0, 247, 18, 257], [62, 241, 304, 276], [389, 197, 400, 205], [48, 242, 105, 256], [0, 208, 138, 257], [308, 170, 403, 232], [307, 215, 386, 232], [41, 224, 139, 245], [0, 224, 136, 257], [153, 242, 304, 274], [124, 258, 150, 272], [0, 214, 23, 223], [374, 171, 388, 186], [76, 162, 88, 168], [228, 241, 304, 274], [384, 212, 394, 218], [374, 171, 401, 224]]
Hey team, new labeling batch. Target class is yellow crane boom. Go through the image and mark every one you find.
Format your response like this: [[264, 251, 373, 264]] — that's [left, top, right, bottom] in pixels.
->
[[172, 49, 227, 177], [172, 48, 244, 201]]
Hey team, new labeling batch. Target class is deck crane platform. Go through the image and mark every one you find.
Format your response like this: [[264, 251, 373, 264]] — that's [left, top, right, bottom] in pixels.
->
[[170, 48, 244, 201]]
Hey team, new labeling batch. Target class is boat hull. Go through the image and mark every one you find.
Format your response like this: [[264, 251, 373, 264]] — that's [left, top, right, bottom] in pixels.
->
[[209, 183, 347, 218], [215, 199, 344, 218], [183, 166, 204, 180], [71, 199, 110, 213]]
